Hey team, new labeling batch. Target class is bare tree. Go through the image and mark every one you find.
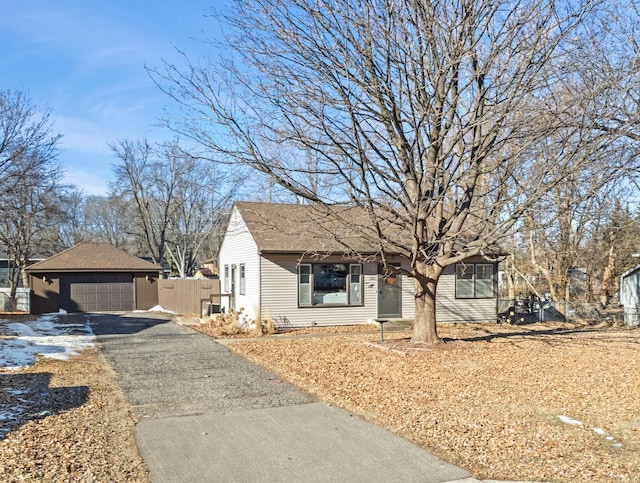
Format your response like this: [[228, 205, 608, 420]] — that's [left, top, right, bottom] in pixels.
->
[[84, 194, 136, 249], [506, 1, 640, 311], [44, 187, 90, 251], [162, 143, 236, 277], [0, 90, 61, 186], [111, 139, 236, 275], [573, 1, 640, 150], [153, 0, 635, 344], [0, 153, 63, 308], [111, 139, 177, 264], [580, 200, 640, 304], [523, 136, 624, 308], [0, 90, 62, 309]]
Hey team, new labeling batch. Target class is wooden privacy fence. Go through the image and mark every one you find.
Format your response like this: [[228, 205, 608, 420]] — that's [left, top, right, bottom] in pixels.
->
[[158, 278, 223, 316]]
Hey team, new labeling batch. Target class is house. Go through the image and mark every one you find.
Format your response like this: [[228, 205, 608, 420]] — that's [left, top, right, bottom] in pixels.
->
[[0, 252, 47, 288], [0, 254, 14, 288], [0, 252, 45, 312], [217, 201, 500, 328], [194, 258, 218, 279], [194, 266, 217, 279], [25, 242, 162, 314], [620, 265, 640, 326]]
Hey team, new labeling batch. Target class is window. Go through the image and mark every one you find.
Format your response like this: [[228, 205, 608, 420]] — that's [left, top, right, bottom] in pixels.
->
[[239, 264, 246, 295], [298, 264, 312, 306], [349, 264, 362, 305], [224, 265, 229, 292], [475, 264, 494, 298], [455, 263, 494, 299], [298, 263, 363, 306]]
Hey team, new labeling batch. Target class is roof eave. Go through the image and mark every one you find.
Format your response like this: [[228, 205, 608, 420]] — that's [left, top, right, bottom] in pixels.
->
[[25, 267, 162, 273]]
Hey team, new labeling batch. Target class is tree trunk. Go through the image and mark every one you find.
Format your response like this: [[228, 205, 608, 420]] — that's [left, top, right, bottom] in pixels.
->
[[411, 264, 443, 345], [505, 253, 516, 300], [585, 271, 595, 303], [600, 231, 616, 306], [8, 280, 18, 312]]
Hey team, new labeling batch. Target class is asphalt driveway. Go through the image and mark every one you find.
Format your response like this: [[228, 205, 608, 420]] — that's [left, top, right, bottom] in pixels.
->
[[91, 313, 473, 483]]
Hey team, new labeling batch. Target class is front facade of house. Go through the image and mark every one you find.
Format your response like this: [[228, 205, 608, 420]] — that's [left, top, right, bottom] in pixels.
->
[[218, 202, 499, 328]]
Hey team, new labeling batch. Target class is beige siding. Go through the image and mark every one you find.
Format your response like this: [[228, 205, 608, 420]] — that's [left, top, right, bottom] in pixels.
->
[[218, 207, 261, 321], [436, 262, 498, 323], [260, 254, 379, 327], [363, 263, 379, 318]]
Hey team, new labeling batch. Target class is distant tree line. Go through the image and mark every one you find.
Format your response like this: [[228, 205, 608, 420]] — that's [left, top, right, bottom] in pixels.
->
[[54, 138, 241, 278]]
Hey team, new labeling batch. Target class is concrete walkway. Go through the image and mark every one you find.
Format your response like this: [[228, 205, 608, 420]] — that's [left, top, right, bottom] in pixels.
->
[[91, 313, 525, 483]]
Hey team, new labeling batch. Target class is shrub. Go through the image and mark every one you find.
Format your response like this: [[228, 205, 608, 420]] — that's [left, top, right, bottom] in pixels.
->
[[196, 308, 250, 338]]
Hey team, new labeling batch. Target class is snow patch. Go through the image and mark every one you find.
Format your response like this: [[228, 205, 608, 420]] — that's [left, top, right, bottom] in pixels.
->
[[558, 415, 583, 426], [134, 305, 175, 314], [0, 315, 94, 370], [0, 314, 95, 437], [557, 415, 623, 448]]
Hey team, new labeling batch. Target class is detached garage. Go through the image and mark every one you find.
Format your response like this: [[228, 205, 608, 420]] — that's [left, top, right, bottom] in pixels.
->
[[26, 243, 162, 314]]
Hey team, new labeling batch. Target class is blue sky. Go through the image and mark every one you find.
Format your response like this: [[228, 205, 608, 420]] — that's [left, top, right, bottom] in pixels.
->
[[0, 0, 225, 195]]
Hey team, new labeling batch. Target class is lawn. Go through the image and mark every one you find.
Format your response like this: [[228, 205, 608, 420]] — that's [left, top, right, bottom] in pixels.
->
[[0, 315, 149, 482], [2, 315, 638, 482], [223, 321, 640, 482]]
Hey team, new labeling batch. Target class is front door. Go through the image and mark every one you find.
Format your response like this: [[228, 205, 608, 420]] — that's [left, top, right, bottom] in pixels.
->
[[377, 264, 402, 318]]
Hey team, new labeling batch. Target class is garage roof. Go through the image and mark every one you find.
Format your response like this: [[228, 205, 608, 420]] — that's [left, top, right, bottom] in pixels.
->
[[25, 242, 162, 273]]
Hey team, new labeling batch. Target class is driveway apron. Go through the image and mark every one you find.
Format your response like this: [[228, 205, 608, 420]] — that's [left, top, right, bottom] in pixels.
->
[[91, 313, 472, 483]]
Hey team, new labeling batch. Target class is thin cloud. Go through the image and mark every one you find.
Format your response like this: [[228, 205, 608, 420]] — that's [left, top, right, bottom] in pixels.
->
[[62, 164, 111, 196], [55, 116, 113, 154]]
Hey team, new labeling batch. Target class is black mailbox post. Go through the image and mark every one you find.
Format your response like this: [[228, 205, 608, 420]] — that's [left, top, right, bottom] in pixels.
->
[[375, 319, 388, 344]]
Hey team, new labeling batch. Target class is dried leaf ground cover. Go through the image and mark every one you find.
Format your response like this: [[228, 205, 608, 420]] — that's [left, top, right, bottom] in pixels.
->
[[225, 322, 640, 482], [0, 348, 150, 482]]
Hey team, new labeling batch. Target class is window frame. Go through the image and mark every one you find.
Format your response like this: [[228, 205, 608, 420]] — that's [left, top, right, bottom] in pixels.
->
[[298, 264, 312, 306], [224, 265, 229, 292], [298, 262, 363, 307], [239, 263, 246, 295], [455, 263, 495, 299], [349, 264, 362, 305]]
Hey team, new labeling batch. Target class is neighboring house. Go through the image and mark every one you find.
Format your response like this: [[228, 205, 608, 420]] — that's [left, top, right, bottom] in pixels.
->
[[202, 258, 219, 276], [194, 267, 216, 279], [0, 253, 46, 312], [620, 265, 640, 326], [0, 255, 13, 288], [25, 242, 162, 314], [217, 202, 500, 328], [0, 253, 46, 288]]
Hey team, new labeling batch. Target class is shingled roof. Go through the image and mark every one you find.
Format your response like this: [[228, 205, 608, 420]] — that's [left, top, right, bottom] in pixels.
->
[[234, 202, 385, 254], [25, 243, 162, 273], [234, 202, 505, 258]]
